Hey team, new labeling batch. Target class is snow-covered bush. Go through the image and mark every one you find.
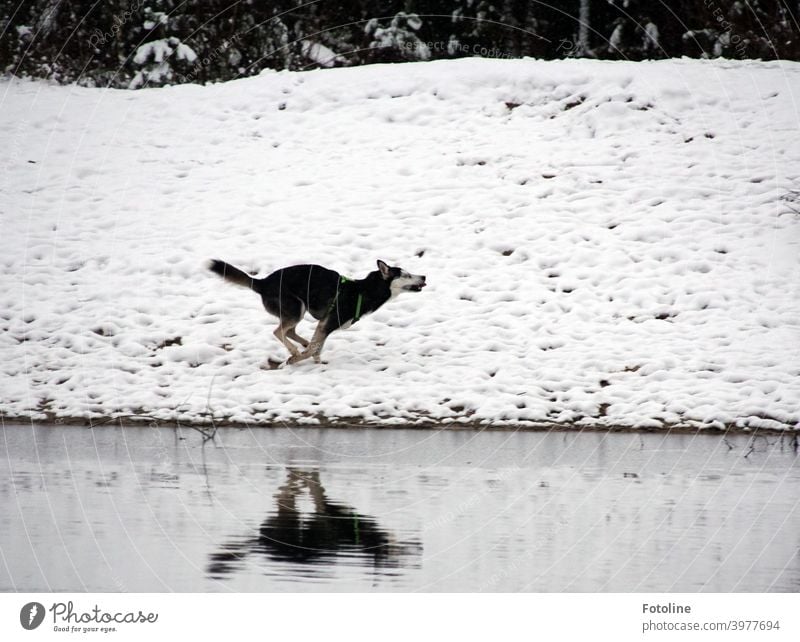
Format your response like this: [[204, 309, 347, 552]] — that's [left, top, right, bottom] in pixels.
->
[[300, 40, 346, 69], [365, 12, 431, 63], [129, 36, 197, 89]]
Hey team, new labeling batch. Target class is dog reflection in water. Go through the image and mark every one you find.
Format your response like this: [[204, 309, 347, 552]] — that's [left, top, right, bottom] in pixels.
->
[[208, 468, 420, 578]]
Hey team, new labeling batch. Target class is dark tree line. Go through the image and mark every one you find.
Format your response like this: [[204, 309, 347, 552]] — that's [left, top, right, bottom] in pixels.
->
[[1, 1, 798, 89]]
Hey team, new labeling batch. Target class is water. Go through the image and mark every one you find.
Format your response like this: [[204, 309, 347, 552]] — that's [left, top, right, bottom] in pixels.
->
[[1, 423, 798, 592]]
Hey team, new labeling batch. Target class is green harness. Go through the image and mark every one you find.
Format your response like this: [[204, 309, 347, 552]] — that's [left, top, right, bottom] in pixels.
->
[[326, 276, 363, 324]]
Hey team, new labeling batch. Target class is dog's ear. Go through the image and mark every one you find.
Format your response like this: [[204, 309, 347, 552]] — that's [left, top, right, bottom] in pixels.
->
[[377, 260, 391, 279]]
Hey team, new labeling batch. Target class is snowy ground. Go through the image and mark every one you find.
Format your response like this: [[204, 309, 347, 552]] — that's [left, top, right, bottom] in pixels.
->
[[1, 58, 799, 431]]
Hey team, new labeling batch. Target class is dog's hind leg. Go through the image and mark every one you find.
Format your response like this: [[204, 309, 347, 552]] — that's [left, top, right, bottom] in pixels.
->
[[287, 322, 330, 365], [264, 295, 305, 358], [286, 328, 309, 348], [273, 321, 302, 358]]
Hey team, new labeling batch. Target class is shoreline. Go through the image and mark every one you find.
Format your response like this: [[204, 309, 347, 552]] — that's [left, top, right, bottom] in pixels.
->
[[2, 412, 797, 437]]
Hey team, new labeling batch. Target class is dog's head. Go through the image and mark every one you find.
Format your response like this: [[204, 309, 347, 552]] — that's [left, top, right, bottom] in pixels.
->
[[377, 260, 426, 296]]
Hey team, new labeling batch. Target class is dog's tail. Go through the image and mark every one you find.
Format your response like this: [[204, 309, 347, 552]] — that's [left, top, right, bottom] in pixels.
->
[[208, 259, 261, 292]]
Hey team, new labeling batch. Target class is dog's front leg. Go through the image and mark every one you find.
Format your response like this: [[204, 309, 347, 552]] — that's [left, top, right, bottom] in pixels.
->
[[286, 350, 313, 366]]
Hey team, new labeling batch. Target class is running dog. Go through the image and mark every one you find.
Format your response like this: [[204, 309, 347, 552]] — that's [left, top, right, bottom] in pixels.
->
[[208, 259, 426, 366]]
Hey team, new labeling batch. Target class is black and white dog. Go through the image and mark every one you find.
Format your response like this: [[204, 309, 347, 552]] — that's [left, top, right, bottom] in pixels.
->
[[208, 259, 426, 366]]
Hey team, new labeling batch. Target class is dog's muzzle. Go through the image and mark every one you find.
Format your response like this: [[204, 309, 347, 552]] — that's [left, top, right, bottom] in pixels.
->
[[404, 275, 426, 292]]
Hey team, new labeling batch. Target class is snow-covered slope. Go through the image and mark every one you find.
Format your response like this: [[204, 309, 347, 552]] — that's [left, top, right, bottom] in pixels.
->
[[1, 58, 799, 430]]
